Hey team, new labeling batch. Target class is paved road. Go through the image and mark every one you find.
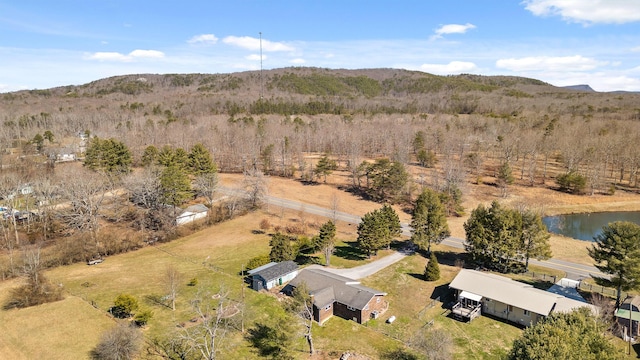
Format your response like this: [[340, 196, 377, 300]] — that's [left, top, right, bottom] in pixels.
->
[[308, 250, 410, 280], [220, 186, 606, 280]]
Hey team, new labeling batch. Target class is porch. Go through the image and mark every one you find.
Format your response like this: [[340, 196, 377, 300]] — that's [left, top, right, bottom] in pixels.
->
[[452, 290, 482, 322]]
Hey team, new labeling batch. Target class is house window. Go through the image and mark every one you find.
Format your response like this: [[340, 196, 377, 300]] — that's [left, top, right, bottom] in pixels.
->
[[507, 305, 513, 312], [377, 297, 381, 303], [364, 305, 369, 310], [324, 304, 331, 311], [524, 309, 530, 316]]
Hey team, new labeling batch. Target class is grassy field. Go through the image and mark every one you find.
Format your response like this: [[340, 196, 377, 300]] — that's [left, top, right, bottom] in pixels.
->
[[2, 169, 640, 358]]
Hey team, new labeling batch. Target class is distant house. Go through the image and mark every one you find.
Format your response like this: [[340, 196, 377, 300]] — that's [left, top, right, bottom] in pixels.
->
[[287, 268, 388, 324], [615, 296, 640, 339], [175, 204, 209, 225], [449, 269, 596, 326], [249, 261, 299, 291]]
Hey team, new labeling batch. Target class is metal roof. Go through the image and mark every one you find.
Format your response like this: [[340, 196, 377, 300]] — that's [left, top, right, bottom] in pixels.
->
[[450, 269, 593, 316], [251, 261, 298, 282]]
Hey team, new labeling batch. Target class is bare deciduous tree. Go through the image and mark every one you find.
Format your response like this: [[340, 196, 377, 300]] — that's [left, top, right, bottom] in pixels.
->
[[57, 168, 110, 258], [243, 169, 268, 209], [165, 265, 181, 311], [92, 322, 143, 360], [180, 287, 241, 360]]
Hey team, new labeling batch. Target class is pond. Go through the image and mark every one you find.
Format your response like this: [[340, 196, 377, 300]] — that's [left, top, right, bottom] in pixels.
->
[[543, 211, 640, 241]]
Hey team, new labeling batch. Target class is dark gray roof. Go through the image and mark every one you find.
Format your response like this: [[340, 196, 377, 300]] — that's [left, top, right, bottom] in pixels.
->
[[252, 261, 298, 282], [289, 268, 386, 310], [247, 262, 277, 275], [183, 204, 209, 213]]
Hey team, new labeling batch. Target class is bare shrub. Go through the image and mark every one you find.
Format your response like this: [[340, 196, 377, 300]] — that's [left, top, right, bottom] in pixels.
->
[[259, 218, 271, 231], [4, 248, 63, 309], [91, 322, 143, 360]]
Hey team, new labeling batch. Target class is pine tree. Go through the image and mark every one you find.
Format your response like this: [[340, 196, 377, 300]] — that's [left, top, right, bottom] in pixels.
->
[[314, 154, 337, 183], [520, 209, 552, 271], [357, 210, 387, 257], [589, 221, 640, 309], [410, 188, 450, 254], [380, 204, 401, 249], [160, 165, 192, 207], [188, 143, 217, 175], [424, 252, 440, 281], [316, 221, 336, 266], [270, 233, 296, 262]]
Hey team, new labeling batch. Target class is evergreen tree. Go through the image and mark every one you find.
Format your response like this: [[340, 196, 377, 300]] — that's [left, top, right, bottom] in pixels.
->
[[316, 221, 336, 266], [188, 143, 217, 175], [589, 221, 640, 308], [365, 158, 409, 202], [357, 209, 388, 257], [84, 137, 132, 173], [509, 308, 622, 360], [520, 209, 552, 271], [157, 145, 175, 167], [269, 233, 296, 262], [160, 165, 192, 207], [31, 133, 44, 152], [464, 201, 521, 272], [424, 252, 440, 281], [43, 130, 55, 143], [380, 204, 402, 249], [497, 161, 514, 197], [141, 145, 159, 167], [314, 154, 337, 183], [410, 188, 450, 254]]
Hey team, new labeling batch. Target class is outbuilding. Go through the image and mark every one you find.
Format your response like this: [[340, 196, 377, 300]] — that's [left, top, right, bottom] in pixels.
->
[[249, 261, 299, 291]]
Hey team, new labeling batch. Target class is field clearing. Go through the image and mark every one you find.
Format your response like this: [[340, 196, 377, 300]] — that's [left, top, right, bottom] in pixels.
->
[[0, 278, 114, 360], [222, 170, 640, 266]]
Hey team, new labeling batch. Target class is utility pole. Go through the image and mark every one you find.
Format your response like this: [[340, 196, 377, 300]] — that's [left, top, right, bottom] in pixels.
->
[[259, 32, 263, 100]]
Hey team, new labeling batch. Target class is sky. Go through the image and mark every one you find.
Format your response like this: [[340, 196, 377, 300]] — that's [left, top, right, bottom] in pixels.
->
[[1, 0, 640, 93]]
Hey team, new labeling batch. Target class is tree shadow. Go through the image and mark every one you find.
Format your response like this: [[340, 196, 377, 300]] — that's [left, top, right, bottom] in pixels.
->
[[431, 250, 469, 268], [632, 343, 640, 358], [430, 284, 454, 303], [144, 294, 171, 309], [334, 241, 367, 261]]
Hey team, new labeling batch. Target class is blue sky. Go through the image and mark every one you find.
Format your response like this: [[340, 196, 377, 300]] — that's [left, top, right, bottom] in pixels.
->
[[1, 0, 640, 92]]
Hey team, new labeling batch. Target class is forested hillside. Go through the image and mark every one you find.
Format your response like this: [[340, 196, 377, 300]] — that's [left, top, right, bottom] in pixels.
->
[[2, 67, 639, 191]]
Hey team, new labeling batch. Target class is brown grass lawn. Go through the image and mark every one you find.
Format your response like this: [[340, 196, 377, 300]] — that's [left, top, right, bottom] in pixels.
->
[[0, 278, 114, 360], [222, 170, 640, 266], [1, 166, 640, 358]]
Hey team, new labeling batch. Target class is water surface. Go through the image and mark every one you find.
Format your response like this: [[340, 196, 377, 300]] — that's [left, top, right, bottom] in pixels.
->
[[543, 211, 640, 241]]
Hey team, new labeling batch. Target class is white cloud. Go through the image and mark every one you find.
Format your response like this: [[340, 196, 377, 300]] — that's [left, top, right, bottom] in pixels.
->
[[222, 36, 294, 52], [632, 46, 640, 52], [419, 61, 478, 74], [129, 50, 165, 58], [496, 55, 605, 71], [290, 58, 306, 64], [431, 23, 476, 40], [85, 49, 165, 62], [523, 0, 640, 24], [245, 54, 265, 61], [188, 34, 218, 45]]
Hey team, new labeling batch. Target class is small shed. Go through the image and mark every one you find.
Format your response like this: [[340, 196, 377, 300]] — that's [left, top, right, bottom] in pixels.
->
[[250, 261, 299, 291], [616, 296, 640, 339], [176, 204, 209, 225]]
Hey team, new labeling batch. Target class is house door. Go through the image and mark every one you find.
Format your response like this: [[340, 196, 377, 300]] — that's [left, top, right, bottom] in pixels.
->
[[279, 278, 283, 285]]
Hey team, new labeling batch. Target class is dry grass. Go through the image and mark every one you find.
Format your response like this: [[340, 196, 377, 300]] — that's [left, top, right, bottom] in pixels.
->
[[229, 169, 640, 267], [0, 278, 114, 360]]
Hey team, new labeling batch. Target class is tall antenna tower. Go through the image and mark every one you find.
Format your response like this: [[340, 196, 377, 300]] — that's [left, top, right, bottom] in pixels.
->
[[259, 32, 263, 99]]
